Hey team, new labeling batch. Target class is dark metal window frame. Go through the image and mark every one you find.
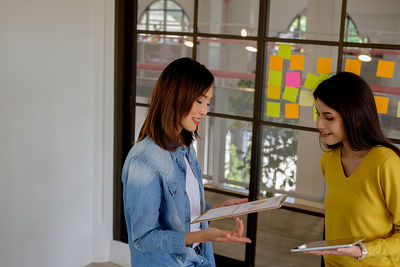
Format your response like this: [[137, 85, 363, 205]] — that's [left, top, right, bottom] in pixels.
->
[[114, 0, 400, 266]]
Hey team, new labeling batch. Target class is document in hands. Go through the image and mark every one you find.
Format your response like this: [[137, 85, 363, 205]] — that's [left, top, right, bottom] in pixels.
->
[[191, 194, 287, 224]]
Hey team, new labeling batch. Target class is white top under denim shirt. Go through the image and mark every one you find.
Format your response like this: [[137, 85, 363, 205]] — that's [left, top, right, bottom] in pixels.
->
[[184, 156, 201, 247], [122, 136, 215, 267]]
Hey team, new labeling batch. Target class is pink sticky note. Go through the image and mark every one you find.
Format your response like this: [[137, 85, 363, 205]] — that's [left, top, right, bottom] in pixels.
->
[[286, 71, 300, 87]]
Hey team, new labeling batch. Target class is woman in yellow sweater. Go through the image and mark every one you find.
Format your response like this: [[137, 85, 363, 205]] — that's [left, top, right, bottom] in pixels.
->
[[309, 72, 400, 266]]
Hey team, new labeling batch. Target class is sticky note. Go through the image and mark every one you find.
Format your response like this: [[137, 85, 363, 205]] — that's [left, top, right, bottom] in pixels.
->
[[268, 70, 282, 86], [320, 73, 332, 81], [317, 58, 332, 74], [376, 60, 395, 78], [313, 106, 317, 122], [267, 84, 281, 99], [277, 43, 292, 60], [269, 55, 283, 70], [290, 54, 304, 70], [299, 90, 314, 106], [397, 101, 400, 118], [286, 71, 301, 87], [267, 102, 281, 118], [285, 103, 299, 119], [303, 73, 320, 90], [282, 86, 299, 103], [374, 96, 389, 114], [345, 59, 361, 75]]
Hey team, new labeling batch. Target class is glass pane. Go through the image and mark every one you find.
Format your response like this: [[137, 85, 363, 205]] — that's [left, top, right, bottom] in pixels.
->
[[262, 42, 338, 127], [347, 0, 400, 44], [255, 209, 324, 266], [137, 0, 193, 32], [268, 0, 342, 41], [134, 106, 148, 142], [197, 117, 252, 192], [197, 37, 257, 117], [198, 0, 259, 36], [260, 126, 325, 209], [342, 47, 400, 139], [204, 191, 246, 261], [136, 34, 192, 103]]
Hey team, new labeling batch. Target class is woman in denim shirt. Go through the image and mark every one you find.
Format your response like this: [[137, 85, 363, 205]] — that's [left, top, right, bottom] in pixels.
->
[[122, 57, 251, 267]]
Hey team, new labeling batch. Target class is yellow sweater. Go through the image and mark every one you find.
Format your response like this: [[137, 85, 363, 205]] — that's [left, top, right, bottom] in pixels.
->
[[321, 146, 400, 267]]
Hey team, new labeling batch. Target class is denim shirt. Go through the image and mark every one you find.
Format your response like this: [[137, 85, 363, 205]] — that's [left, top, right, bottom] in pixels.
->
[[122, 137, 215, 267]]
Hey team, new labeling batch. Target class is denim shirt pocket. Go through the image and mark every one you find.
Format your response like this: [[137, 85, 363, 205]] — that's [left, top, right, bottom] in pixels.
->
[[166, 181, 178, 197]]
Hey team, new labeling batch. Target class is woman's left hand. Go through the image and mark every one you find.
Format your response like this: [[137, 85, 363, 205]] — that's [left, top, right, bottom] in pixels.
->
[[305, 245, 362, 258], [210, 198, 248, 209]]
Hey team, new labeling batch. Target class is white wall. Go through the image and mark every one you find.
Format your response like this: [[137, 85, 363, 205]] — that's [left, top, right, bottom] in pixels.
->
[[0, 1, 114, 266]]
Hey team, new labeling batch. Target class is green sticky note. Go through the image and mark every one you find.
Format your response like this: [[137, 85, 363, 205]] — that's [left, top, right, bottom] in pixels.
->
[[299, 90, 314, 107], [304, 73, 321, 90], [277, 43, 292, 60], [282, 86, 299, 103], [267, 102, 281, 117], [397, 101, 400, 118], [268, 70, 282, 86]]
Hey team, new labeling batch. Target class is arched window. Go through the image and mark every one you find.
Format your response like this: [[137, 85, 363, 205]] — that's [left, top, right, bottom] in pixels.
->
[[138, 0, 191, 32], [285, 8, 368, 43]]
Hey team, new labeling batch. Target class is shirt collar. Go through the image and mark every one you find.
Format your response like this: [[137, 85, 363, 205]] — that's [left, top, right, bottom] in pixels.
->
[[170, 145, 188, 159]]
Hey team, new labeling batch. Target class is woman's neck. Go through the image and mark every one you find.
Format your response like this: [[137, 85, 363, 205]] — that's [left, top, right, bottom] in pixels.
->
[[341, 142, 370, 159]]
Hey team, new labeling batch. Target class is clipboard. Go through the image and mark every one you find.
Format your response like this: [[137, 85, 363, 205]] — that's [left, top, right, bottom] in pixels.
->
[[290, 237, 366, 252], [192, 194, 287, 224]]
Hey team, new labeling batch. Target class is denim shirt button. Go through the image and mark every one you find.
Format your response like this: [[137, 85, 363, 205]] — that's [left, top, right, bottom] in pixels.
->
[[201, 259, 204, 263]]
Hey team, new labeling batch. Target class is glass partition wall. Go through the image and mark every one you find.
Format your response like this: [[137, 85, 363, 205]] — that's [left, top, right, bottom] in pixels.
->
[[114, 0, 400, 266]]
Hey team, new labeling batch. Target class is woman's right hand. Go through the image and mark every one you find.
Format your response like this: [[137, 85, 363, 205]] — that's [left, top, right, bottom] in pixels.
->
[[185, 217, 251, 245]]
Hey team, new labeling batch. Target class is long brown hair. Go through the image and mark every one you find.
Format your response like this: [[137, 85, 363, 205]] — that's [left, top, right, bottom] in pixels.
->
[[313, 72, 400, 156], [138, 57, 214, 151]]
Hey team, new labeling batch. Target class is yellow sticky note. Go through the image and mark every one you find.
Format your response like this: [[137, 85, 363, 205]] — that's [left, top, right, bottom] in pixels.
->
[[282, 86, 299, 103], [277, 43, 292, 60], [268, 70, 282, 86], [376, 60, 395, 78], [267, 102, 281, 118], [285, 103, 299, 119], [313, 106, 317, 122], [304, 73, 320, 90], [290, 54, 304, 70], [317, 58, 332, 74], [299, 90, 314, 106], [374, 96, 389, 114], [345, 59, 361, 75], [267, 84, 281, 99], [397, 101, 400, 118], [320, 73, 332, 81], [269, 55, 283, 70]]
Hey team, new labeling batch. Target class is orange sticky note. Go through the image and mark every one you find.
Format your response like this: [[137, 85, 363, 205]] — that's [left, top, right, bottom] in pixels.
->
[[269, 55, 283, 70], [317, 58, 332, 74], [267, 84, 281, 99], [290, 54, 304, 70], [345, 59, 361, 75], [374, 96, 389, 114], [376, 60, 395, 78], [285, 103, 299, 119]]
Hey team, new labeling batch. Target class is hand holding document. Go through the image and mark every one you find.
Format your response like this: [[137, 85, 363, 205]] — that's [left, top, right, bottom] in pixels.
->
[[192, 194, 287, 224]]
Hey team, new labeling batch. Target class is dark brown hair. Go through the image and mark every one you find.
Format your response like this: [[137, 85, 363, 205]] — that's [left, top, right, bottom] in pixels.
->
[[313, 72, 400, 156], [138, 57, 214, 151]]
